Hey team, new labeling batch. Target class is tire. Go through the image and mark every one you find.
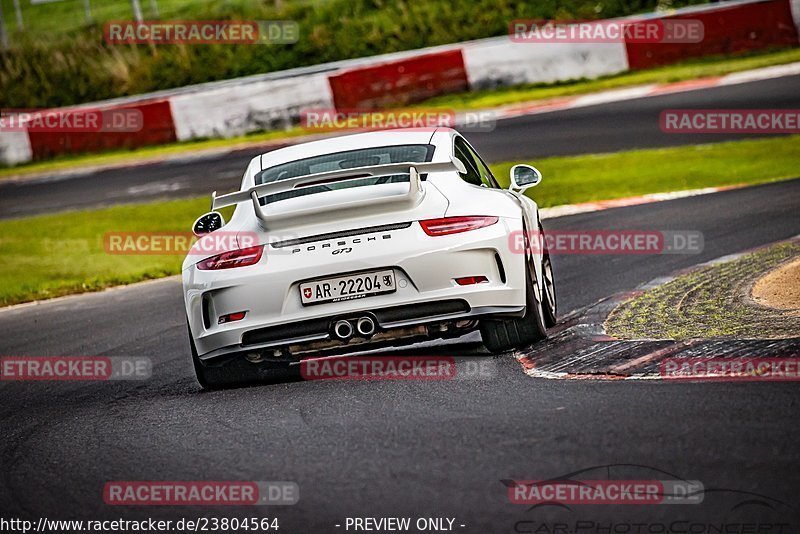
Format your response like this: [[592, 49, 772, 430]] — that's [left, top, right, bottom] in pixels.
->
[[480, 230, 548, 353], [187, 323, 294, 390], [188, 324, 228, 389], [540, 225, 558, 328]]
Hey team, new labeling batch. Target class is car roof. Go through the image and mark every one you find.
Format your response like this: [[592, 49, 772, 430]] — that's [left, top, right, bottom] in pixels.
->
[[256, 127, 459, 170]]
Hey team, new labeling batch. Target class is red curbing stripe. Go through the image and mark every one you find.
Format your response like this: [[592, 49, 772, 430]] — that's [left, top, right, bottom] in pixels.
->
[[646, 76, 723, 96], [500, 97, 580, 116]]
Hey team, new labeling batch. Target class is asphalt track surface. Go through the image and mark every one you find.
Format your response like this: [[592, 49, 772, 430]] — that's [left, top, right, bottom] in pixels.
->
[[0, 74, 798, 219], [2, 179, 800, 530], [1, 73, 799, 529]]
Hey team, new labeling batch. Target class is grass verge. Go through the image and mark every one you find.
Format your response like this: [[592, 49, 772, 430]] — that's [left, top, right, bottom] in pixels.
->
[[493, 135, 800, 206], [2, 47, 799, 181], [0, 136, 798, 307], [605, 242, 800, 339]]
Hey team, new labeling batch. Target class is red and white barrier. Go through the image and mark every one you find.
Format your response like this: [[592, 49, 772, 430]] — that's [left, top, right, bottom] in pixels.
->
[[1, 99, 176, 164], [1, 0, 798, 166], [625, 0, 800, 69], [462, 40, 628, 90], [169, 73, 334, 141], [0, 130, 33, 166], [25, 99, 176, 161], [328, 49, 469, 110]]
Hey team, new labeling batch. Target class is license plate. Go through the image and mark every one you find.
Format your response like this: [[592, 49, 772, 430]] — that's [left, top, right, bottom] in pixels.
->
[[300, 270, 396, 305]]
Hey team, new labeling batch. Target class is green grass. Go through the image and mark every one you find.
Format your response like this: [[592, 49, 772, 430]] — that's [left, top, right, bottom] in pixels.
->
[[1, 0, 183, 35], [0, 0, 327, 37], [422, 47, 800, 110], [0, 136, 798, 307], [0, 199, 235, 306], [495, 135, 800, 207], [605, 242, 800, 339]]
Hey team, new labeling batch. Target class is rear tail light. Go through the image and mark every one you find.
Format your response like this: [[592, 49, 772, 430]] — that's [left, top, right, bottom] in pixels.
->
[[455, 276, 489, 286], [197, 245, 264, 270], [419, 216, 498, 236]]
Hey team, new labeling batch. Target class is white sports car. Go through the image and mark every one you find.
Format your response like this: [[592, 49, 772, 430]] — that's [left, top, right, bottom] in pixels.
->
[[183, 127, 557, 388]]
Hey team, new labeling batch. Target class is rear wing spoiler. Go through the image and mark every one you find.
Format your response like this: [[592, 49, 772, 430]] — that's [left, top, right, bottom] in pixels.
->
[[212, 157, 467, 223]]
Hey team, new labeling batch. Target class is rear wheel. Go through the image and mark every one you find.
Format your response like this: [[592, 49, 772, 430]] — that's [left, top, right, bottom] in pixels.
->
[[188, 323, 294, 389], [540, 226, 558, 327], [480, 228, 548, 353], [188, 325, 229, 389]]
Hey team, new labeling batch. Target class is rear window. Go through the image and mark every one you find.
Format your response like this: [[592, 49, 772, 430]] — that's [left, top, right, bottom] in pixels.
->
[[254, 144, 435, 206], [255, 144, 435, 185]]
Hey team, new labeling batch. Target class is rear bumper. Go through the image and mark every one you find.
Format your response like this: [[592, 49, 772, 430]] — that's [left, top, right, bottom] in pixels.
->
[[197, 302, 524, 364], [184, 216, 526, 359]]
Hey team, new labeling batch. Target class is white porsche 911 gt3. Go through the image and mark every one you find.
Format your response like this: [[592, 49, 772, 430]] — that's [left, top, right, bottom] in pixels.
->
[[183, 127, 557, 388]]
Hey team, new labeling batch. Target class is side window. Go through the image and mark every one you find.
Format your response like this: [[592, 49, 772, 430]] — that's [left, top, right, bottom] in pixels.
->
[[453, 137, 482, 187], [465, 143, 500, 189]]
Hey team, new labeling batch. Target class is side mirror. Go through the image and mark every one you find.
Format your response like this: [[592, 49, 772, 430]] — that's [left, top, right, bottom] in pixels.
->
[[192, 211, 225, 237], [509, 164, 542, 193]]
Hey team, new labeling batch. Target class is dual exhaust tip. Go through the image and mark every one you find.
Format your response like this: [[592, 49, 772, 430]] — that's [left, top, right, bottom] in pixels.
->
[[332, 316, 376, 341]]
